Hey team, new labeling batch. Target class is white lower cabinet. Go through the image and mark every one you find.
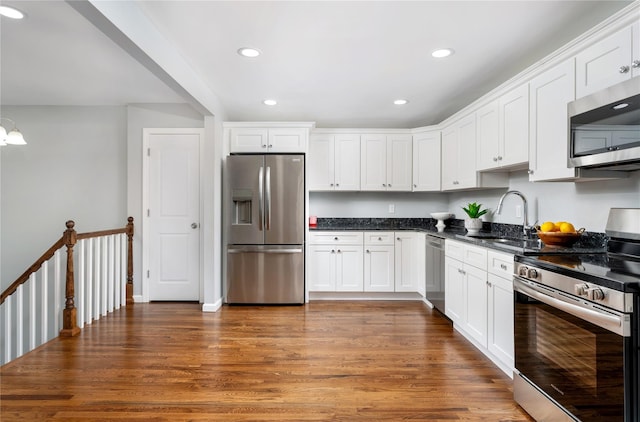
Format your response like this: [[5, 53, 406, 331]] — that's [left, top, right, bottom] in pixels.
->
[[395, 232, 426, 294], [309, 231, 425, 295], [308, 232, 363, 292], [445, 240, 514, 377]]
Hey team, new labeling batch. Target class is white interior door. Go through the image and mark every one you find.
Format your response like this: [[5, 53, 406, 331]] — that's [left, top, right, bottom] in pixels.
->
[[146, 129, 202, 301]]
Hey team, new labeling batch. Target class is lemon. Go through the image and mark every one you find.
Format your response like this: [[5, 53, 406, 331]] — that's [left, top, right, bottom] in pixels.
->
[[560, 222, 576, 233], [540, 221, 555, 232]]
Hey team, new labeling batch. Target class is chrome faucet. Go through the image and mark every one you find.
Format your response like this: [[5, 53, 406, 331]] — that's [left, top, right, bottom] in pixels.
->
[[496, 190, 532, 237]]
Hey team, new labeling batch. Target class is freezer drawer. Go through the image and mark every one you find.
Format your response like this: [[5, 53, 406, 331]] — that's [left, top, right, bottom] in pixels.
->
[[227, 245, 304, 304]]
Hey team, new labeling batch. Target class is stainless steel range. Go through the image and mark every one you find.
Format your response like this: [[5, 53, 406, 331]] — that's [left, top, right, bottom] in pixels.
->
[[513, 208, 640, 422]]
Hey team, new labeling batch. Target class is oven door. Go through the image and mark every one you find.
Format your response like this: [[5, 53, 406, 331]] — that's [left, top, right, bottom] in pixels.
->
[[514, 277, 631, 421]]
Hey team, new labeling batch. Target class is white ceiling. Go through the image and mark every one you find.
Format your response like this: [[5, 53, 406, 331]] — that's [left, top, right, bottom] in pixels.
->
[[0, 0, 634, 128]]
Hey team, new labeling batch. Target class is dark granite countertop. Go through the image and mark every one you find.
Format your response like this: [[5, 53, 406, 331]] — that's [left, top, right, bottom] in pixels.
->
[[309, 218, 607, 256]]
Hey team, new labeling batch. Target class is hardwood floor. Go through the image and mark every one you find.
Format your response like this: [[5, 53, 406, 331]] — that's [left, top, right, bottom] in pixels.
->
[[1, 301, 532, 421]]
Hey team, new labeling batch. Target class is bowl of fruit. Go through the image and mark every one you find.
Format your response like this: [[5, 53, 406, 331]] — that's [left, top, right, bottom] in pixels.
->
[[536, 221, 585, 247]]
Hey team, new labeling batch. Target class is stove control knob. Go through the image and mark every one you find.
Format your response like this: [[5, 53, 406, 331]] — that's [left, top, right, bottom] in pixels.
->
[[586, 288, 605, 301], [527, 268, 539, 279], [518, 266, 529, 277], [574, 283, 589, 296]]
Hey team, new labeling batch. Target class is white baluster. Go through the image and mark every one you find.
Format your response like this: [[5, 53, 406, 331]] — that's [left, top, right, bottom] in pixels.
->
[[86, 238, 93, 325], [16, 285, 24, 358], [41, 260, 49, 344], [108, 235, 114, 313], [115, 234, 122, 309], [4, 296, 12, 364], [94, 238, 101, 321], [29, 273, 36, 350], [101, 236, 108, 317], [54, 249, 62, 334], [78, 239, 85, 329]]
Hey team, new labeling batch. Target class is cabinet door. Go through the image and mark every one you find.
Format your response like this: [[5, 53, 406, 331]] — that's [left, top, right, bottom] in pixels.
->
[[363, 245, 395, 292], [230, 128, 268, 152], [361, 134, 387, 191], [476, 101, 500, 171], [387, 134, 413, 191], [529, 59, 577, 182], [463, 264, 488, 347], [456, 114, 478, 189], [268, 128, 307, 153], [441, 125, 459, 190], [576, 24, 633, 98], [308, 134, 334, 191], [397, 232, 425, 294], [308, 245, 336, 291], [334, 134, 361, 191], [335, 245, 363, 292], [444, 256, 464, 324], [487, 274, 514, 371], [499, 84, 529, 168], [412, 131, 441, 191]]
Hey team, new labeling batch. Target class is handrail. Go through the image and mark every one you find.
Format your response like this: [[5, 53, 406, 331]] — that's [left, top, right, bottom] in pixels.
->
[[0, 238, 64, 305]]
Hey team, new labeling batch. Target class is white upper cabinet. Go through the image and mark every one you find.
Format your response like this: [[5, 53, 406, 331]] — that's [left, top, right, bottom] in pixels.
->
[[443, 114, 508, 191], [498, 84, 529, 169], [227, 124, 312, 153], [361, 134, 412, 191], [412, 131, 441, 191], [476, 101, 500, 171], [576, 22, 639, 98], [529, 59, 578, 182], [478, 85, 529, 171], [309, 134, 360, 191]]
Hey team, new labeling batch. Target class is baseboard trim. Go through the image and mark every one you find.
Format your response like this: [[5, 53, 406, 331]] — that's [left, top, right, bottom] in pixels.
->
[[309, 292, 423, 301], [133, 295, 145, 303], [202, 299, 223, 312]]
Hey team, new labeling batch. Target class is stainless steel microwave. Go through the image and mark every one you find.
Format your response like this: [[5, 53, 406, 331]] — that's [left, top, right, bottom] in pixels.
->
[[568, 77, 640, 171]]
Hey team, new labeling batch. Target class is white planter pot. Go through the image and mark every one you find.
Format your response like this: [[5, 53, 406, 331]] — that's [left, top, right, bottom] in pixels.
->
[[464, 218, 483, 235]]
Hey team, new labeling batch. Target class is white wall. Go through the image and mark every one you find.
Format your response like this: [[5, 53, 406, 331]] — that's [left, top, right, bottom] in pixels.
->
[[126, 103, 204, 297], [310, 169, 640, 233], [1, 106, 127, 289], [309, 192, 449, 218], [449, 170, 640, 232]]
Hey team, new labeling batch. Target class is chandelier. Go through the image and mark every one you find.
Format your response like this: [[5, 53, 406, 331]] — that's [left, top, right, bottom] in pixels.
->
[[0, 118, 27, 146]]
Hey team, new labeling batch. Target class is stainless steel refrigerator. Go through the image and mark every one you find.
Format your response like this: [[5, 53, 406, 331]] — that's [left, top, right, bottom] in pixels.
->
[[225, 154, 305, 304]]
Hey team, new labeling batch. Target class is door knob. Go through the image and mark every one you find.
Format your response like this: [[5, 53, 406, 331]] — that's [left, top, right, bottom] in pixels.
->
[[191, 223, 199, 229]]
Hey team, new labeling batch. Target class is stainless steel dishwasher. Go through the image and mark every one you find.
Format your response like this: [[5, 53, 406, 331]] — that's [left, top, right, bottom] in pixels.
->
[[425, 234, 446, 315]]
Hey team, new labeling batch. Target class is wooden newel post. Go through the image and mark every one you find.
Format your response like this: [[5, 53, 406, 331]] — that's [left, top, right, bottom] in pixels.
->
[[60, 220, 81, 337], [126, 217, 134, 305]]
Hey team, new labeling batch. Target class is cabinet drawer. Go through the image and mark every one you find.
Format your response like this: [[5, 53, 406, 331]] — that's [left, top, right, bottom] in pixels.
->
[[487, 250, 514, 279], [445, 239, 465, 261], [364, 231, 395, 245], [309, 232, 363, 245], [463, 244, 488, 271]]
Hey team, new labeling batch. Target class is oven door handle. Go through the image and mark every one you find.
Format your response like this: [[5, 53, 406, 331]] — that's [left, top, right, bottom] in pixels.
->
[[514, 278, 630, 337]]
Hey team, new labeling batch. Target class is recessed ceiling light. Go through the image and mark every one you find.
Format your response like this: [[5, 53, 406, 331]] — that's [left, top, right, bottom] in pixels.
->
[[238, 47, 261, 58], [0, 5, 25, 19], [612, 102, 629, 110], [432, 48, 454, 58], [394, 99, 409, 105], [263, 99, 277, 106]]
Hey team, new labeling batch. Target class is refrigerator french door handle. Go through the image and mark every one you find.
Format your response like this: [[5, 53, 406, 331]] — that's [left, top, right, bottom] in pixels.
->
[[265, 166, 271, 230], [258, 166, 264, 231]]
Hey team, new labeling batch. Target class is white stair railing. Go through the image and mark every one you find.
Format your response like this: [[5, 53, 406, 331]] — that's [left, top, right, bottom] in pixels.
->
[[1, 218, 134, 365]]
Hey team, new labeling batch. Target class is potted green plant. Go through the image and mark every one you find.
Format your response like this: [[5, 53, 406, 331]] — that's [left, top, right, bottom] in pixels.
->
[[462, 202, 488, 235]]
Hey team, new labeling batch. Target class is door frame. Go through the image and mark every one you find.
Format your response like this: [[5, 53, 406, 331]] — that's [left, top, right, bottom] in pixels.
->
[[142, 128, 205, 302]]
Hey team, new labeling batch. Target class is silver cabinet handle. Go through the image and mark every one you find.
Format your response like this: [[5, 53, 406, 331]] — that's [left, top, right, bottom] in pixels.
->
[[632, 60, 640, 69], [331, 249, 335, 254], [336, 183, 339, 187], [619, 65, 630, 73], [382, 183, 386, 187], [337, 249, 341, 253], [366, 249, 370, 253], [528, 169, 534, 175], [261, 144, 267, 148], [493, 157, 498, 162], [388, 184, 391, 187], [330, 183, 334, 187], [378, 237, 382, 241], [497, 156, 502, 160], [191, 223, 199, 229], [500, 263, 507, 270], [334, 237, 339, 241], [268, 144, 273, 148]]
